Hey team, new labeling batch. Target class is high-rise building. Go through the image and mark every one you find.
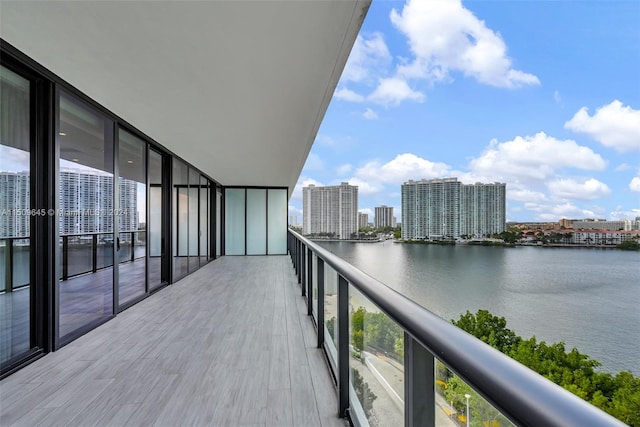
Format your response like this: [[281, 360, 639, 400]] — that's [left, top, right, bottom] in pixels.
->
[[0, 171, 30, 238], [402, 178, 505, 240], [357, 212, 369, 230], [401, 178, 461, 240], [303, 182, 358, 239], [460, 182, 506, 238], [374, 205, 394, 228]]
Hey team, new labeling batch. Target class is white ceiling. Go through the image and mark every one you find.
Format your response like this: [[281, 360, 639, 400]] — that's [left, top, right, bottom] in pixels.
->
[[0, 0, 369, 196]]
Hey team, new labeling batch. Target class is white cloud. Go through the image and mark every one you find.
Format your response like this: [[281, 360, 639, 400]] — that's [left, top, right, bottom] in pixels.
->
[[336, 164, 353, 176], [302, 153, 323, 172], [341, 33, 392, 84], [355, 153, 451, 184], [564, 100, 640, 152], [547, 178, 611, 201], [610, 208, 640, 220], [524, 202, 599, 222], [508, 188, 546, 203], [368, 77, 425, 106], [389, 0, 540, 88], [553, 90, 562, 105], [334, 88, 365, 102], [469, 132, 607, 181], [630, 177, 640, 193], [359, 208, 374, 216], [346, 178, 382, 196], [615, 163, 631, 172], [362, 108, 379, 120]]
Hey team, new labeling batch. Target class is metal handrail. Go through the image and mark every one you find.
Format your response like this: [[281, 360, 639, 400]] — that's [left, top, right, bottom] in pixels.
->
[[288, 229, 624, 427]]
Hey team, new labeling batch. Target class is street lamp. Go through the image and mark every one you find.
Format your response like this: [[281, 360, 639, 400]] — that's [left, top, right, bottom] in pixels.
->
[[465, 393, 471, 427]]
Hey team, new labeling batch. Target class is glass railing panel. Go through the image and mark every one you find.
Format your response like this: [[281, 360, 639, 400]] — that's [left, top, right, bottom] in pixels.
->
[[349, 285, 404, 427], [96, 234, 114, 270], [436, 359, 515, 427], [324, 263, 338, 367], [66, 235, 93, 277], [118, 232, 132, 263], [12, 238, 30, 288], [311, 252, 318, 321], [134, 230, 146, 259]]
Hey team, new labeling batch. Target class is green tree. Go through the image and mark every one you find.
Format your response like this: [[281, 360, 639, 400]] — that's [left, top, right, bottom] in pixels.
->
[[352, 368, 377, 419], [452, 310, 640, 426]]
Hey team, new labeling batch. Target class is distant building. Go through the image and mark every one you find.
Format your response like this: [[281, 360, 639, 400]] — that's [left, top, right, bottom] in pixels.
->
[[0, 171, 30, 238], [402, 178, 506, 240], [302, 182, 358, 239], [401, 178, 461, 240], [357, 212, 369, 230], [460, 182, 506, 238], [573, 219, 639, 231], [374, 205, 394, 228]]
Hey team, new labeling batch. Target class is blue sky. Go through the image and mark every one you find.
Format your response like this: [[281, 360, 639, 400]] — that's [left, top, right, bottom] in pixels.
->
[[289, 0, 640, 225]]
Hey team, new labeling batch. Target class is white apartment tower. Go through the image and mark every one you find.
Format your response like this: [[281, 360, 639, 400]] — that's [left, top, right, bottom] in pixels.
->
[[460, 182, 506, 238], [357, 212, 369, 230], [374, 205, 394, 228], [401, 178, 505, 240], [303, 182, 358, 239], [401, 178, 461, 240]]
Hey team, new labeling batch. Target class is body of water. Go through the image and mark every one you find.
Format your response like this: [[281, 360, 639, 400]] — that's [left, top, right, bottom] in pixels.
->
[[318, 241, 640, 375]]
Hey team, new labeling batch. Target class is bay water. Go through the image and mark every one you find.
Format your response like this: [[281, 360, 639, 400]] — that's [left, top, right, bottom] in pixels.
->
[[318, 241, 640, 375]]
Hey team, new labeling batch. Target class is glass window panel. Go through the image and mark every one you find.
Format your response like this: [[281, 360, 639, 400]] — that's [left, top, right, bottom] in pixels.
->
[[199, 176, 208, 265], [216, 188, 221, 257], [117, 129, 146, 306], [436, 359, 515, 427], [225, 189, 245, 255], [0, 65, 32, 363], [267, 189, 287, 254], [324, 263, 338, 368], [188, 168, 199, 272], [148, 149, 163, 290], [172, 159, 188, 281], [349, 285, 404, 426], [312, 253, 318, 320], [58, 92, 114, 339], [246, 189, 266, 255]]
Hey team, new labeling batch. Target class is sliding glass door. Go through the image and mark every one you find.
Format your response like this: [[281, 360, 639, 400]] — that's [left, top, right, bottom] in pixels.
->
[[0, 65, 33, 365], [57, 92, 114, 342], [117, 129, 147, 308]]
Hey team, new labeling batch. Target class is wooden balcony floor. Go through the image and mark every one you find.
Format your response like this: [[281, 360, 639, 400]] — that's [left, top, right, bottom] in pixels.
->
[[0, 256, 345, 427]]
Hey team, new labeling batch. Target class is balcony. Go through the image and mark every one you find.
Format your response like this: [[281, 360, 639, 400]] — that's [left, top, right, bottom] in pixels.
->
[[0, 255, 345, 427]]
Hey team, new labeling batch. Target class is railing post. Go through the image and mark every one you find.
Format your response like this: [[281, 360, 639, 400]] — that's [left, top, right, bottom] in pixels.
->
[[405, 332, 435, 427], [300, 244, 306, 295], [307, 247, 313, 315], [92, 234, 98, 272], [4, 238, 13, 292], [62, 235, 69, 280], [130, 231, 135, 262], [317, 257, 325, 348], [338, 274, 349, 418]]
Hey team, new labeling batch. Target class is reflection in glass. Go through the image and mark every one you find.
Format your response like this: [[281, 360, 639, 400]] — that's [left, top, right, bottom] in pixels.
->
[[58, 92, 114, 340], [117, 129, 146, 306], [172, 159, 189, 281], [324, 264, 338, 367], [0, 66, 32, 363], [199, 176, 208, 265], [188, 168, 199, 272], [148, 149, 163, 290], [225, 189, 245, 255], [436, 360, 514, 427], [312, 253, 318, 321], [267, 189, 287, 254], [247, 189, 266, 255], [349, 286, 404, 426], [216, 188, 221, 258]]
